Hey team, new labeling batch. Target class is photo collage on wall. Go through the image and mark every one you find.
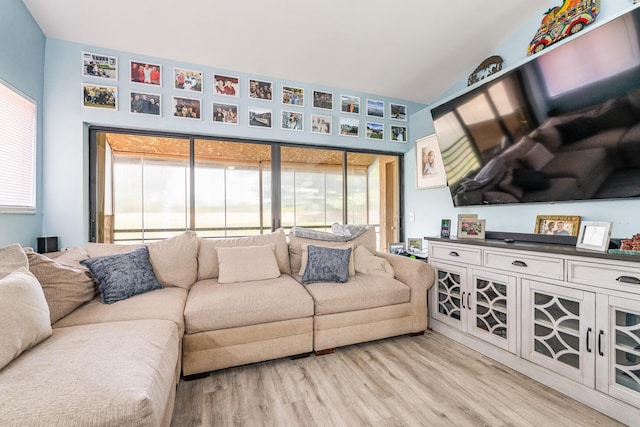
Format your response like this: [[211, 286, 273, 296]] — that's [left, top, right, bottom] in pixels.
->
[[81, 51, 408, 141]]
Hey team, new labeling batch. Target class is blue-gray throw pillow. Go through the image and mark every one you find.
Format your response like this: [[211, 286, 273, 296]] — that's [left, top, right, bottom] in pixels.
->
[[301, 245, 352, 285], [80, 246, 162, 304]]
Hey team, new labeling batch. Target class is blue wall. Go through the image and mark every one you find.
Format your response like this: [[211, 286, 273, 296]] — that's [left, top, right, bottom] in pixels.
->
[[406, 1, 640, 242], [41, 39, 425, 247], [0, 0, 45, 247]]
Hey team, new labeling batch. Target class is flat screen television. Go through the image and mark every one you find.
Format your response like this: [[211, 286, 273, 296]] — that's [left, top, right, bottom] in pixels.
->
[[431, 5, 640, 207]]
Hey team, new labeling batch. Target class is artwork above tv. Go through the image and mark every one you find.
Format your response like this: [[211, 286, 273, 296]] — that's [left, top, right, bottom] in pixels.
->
[[431, 5, 640, 207]]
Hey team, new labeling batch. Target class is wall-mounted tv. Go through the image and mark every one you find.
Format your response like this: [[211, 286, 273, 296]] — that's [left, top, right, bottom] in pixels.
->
[[431, 5, 640, 207]]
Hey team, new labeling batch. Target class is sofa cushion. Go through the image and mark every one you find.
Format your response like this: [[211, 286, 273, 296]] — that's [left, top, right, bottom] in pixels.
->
[[0, 320, 178, 427], [197, 228, 291, 280], [0, 243, 28, 279], [519, 142, 554, 171], [302, 245, 352, 284], [53, 286, 189, 335], [184, 276, 314, 333], [217, 244, 281, 284], [81, 246, 163, 304], [52, 246, 90, 269], [354, 246, 395, 277], [84, 242, 141, 258], [0, 268, 52, 370], [146, 231, 199, 289], [304, 274, 411, 315], [289, 226, 376, 276], [300, 243, 355, 277], [26, 251, 97, 324]]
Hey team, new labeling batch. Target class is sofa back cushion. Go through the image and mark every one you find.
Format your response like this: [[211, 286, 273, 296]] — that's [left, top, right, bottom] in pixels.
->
[[217, 244, 281, 284], [288, 226, 376, 277], [197, 228, 291, 280], [0, 244, 29, 280], [0, 268, 52, 370]]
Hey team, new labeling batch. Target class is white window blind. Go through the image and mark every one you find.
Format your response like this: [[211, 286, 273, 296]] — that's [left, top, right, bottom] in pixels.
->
[[0, 80, 37, 213]]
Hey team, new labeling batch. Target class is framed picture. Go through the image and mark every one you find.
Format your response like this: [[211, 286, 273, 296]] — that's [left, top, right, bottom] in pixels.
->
[[534, 215, 581, 236], [311, 115, 332, 135], [82, 51, 117, 80], [416, 134, 447, 189], [576, 221, 613, 252], [212, 102, 238, 125], [366, 99, 384, 118], [365, 122, 384, 140], [249, 78, 273, 100], [173, 68, 202, 92], [214, 74, 239, 97], [248, 107, 272, 128], [390, 103, 407, 121], [388, 242, 404, 255], [441, 219, 451, 238], [407, 238, 423, 253], [82, 83, 117, 110], [457, 213, 477, 237], [129, 91, 160, 116], [313, 90, 333, 110], [130, 60, 161, 86], [458, 218, 486, 240], [391, 125, 407, 142], [281, 110, 303, 131], [339, 117, 359, 137], [173, 96, 201, 119], [340, 95, 360, 114], [282, 86, 304, 107]]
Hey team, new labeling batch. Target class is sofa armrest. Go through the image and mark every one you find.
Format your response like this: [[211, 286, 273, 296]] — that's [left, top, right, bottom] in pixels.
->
[[375, 252, 434, 303]]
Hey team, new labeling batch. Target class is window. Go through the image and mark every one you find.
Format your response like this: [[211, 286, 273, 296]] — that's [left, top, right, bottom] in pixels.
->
[[0, 80, 37, 213]]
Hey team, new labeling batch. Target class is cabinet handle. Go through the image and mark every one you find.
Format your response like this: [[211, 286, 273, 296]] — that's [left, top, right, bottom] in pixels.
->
[[598, 330, 604, 357], [616, 276, 640, 285], [449, 251, 460, 257], [467, 292, 471, 310], [511, 260, 528, 267], [461, 292, 466, 309], [586, 327, 592, 353]]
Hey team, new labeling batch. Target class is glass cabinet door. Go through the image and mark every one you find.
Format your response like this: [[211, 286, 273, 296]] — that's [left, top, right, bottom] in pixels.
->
[[431, 262, 466, 330]]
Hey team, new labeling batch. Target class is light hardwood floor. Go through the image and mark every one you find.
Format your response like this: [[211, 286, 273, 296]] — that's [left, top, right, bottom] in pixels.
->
[[171, 331, 622, 426]]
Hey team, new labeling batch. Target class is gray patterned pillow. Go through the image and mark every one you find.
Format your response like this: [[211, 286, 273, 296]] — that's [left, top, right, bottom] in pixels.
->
[[301, 245, 352, 284], [80, 246, 162, 304]]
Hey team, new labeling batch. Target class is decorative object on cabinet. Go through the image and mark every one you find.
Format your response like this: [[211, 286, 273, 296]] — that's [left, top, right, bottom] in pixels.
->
[[611, 233, 640, 255], [83, 84, 117, 110], [173, 68, 202, 92], [534, 215, 581, 236], [575, 221, 612, 252], [214, 74, 239, 97], [407, 238, 423, 253], [467, 55, 503, 86], [130, 60, 161, 86], [416, 134, 447, 189], [458, 219, 486, 240], [82, 51, 117, 80], [388, 242, 404, 254], [440, 219, 451, 238]]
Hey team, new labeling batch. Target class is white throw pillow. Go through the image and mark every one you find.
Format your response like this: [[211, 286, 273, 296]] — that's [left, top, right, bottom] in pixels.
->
[[354, 246, 395, 277], [0, 244, 29, 280], [217, 244, 281, 284], [0, 268, 52, 370], [299, 243, 355, 277]]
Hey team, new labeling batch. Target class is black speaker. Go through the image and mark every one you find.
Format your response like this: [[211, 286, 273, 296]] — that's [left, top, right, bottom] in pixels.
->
[[37, 237, 59, 253]]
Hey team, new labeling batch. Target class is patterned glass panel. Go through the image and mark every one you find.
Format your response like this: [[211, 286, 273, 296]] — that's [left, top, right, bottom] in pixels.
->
[[614, 310, 640, 393], [437, 270, 461, 321], [475, 279, 507, 339], [532, 292, 581, 369]]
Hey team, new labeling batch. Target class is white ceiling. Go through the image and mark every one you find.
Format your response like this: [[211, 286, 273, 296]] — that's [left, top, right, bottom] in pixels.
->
[[22, 0, 543, 105]]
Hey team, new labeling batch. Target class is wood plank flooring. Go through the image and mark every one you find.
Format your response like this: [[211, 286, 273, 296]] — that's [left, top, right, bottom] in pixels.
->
[[171, 331, 622, 426]]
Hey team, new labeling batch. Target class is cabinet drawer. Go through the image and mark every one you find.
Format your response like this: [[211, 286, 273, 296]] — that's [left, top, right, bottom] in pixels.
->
[[430, 244, 482, 266], [484, 250, 564, 280], [568, 260, 640, 290]]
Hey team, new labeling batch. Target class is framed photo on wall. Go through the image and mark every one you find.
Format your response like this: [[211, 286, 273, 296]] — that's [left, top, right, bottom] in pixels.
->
[[129, 91, 160, 116], [313, 90, 333, 110], [214, 74, 239, 97], [83, 83, 117, 110], [130, 60, 161, 86], [173, 96, 201, 119], [212, 102, 238, 124], [391, 125, 407, 142], [173, 68, 202, 92], [365, 122, 384, 140], [366, 99, 384, 118], [390, 103, 407, 121], [340, 95, 360, 114], [311, 115, 332, 134], [416, 134, 447, 189], [249, 78, 273, 100], [248, 107, 273, 128], [281, 110, 303, 131], [339, 117, 359, 137], [82, 51, 117, 80], [282, 86, 304, 106]]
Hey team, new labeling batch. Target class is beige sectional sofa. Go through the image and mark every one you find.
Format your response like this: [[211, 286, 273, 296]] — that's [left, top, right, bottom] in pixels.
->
[[0, 226, 434, 426]]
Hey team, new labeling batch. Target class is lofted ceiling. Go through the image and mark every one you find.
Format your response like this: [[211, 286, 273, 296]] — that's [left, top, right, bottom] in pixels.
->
[[22, 0, 545, 105]]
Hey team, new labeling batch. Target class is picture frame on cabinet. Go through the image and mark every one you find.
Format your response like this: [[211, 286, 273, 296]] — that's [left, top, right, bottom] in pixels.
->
[[173, 68, 202, 92], [366, 99, 384, 118], [172, 96, 201, 119], [388, 242, 405, 255], [214, 74, 239, 97], [416, 134, 447, 189], [83, 83, 117, 110], [130, 60, 161, 86], [282, 86, 304, 107], [407, 238, 423, 253], [458, 218, 486, 240], [82, 51, 117, 80], [340, 95, 360, 114], [212, 102, 238, 124], [130, 91, 161, 116], [576, 221, 612, 252], [311, 114, 332, 134], [390, 125, 407, 142], [534, 215, 581, 236], [390, 103, 407, 121], [281, 110, 304, 131], [339, 117, 359, 137], [365, 122, 384, 140], [249, 78, 273, 100], [248, 107, 273, 128], [313, 90, 333, 110]]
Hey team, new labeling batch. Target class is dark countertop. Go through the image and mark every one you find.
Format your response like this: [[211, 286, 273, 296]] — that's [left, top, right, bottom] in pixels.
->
[[424, 236, 640, 264]]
